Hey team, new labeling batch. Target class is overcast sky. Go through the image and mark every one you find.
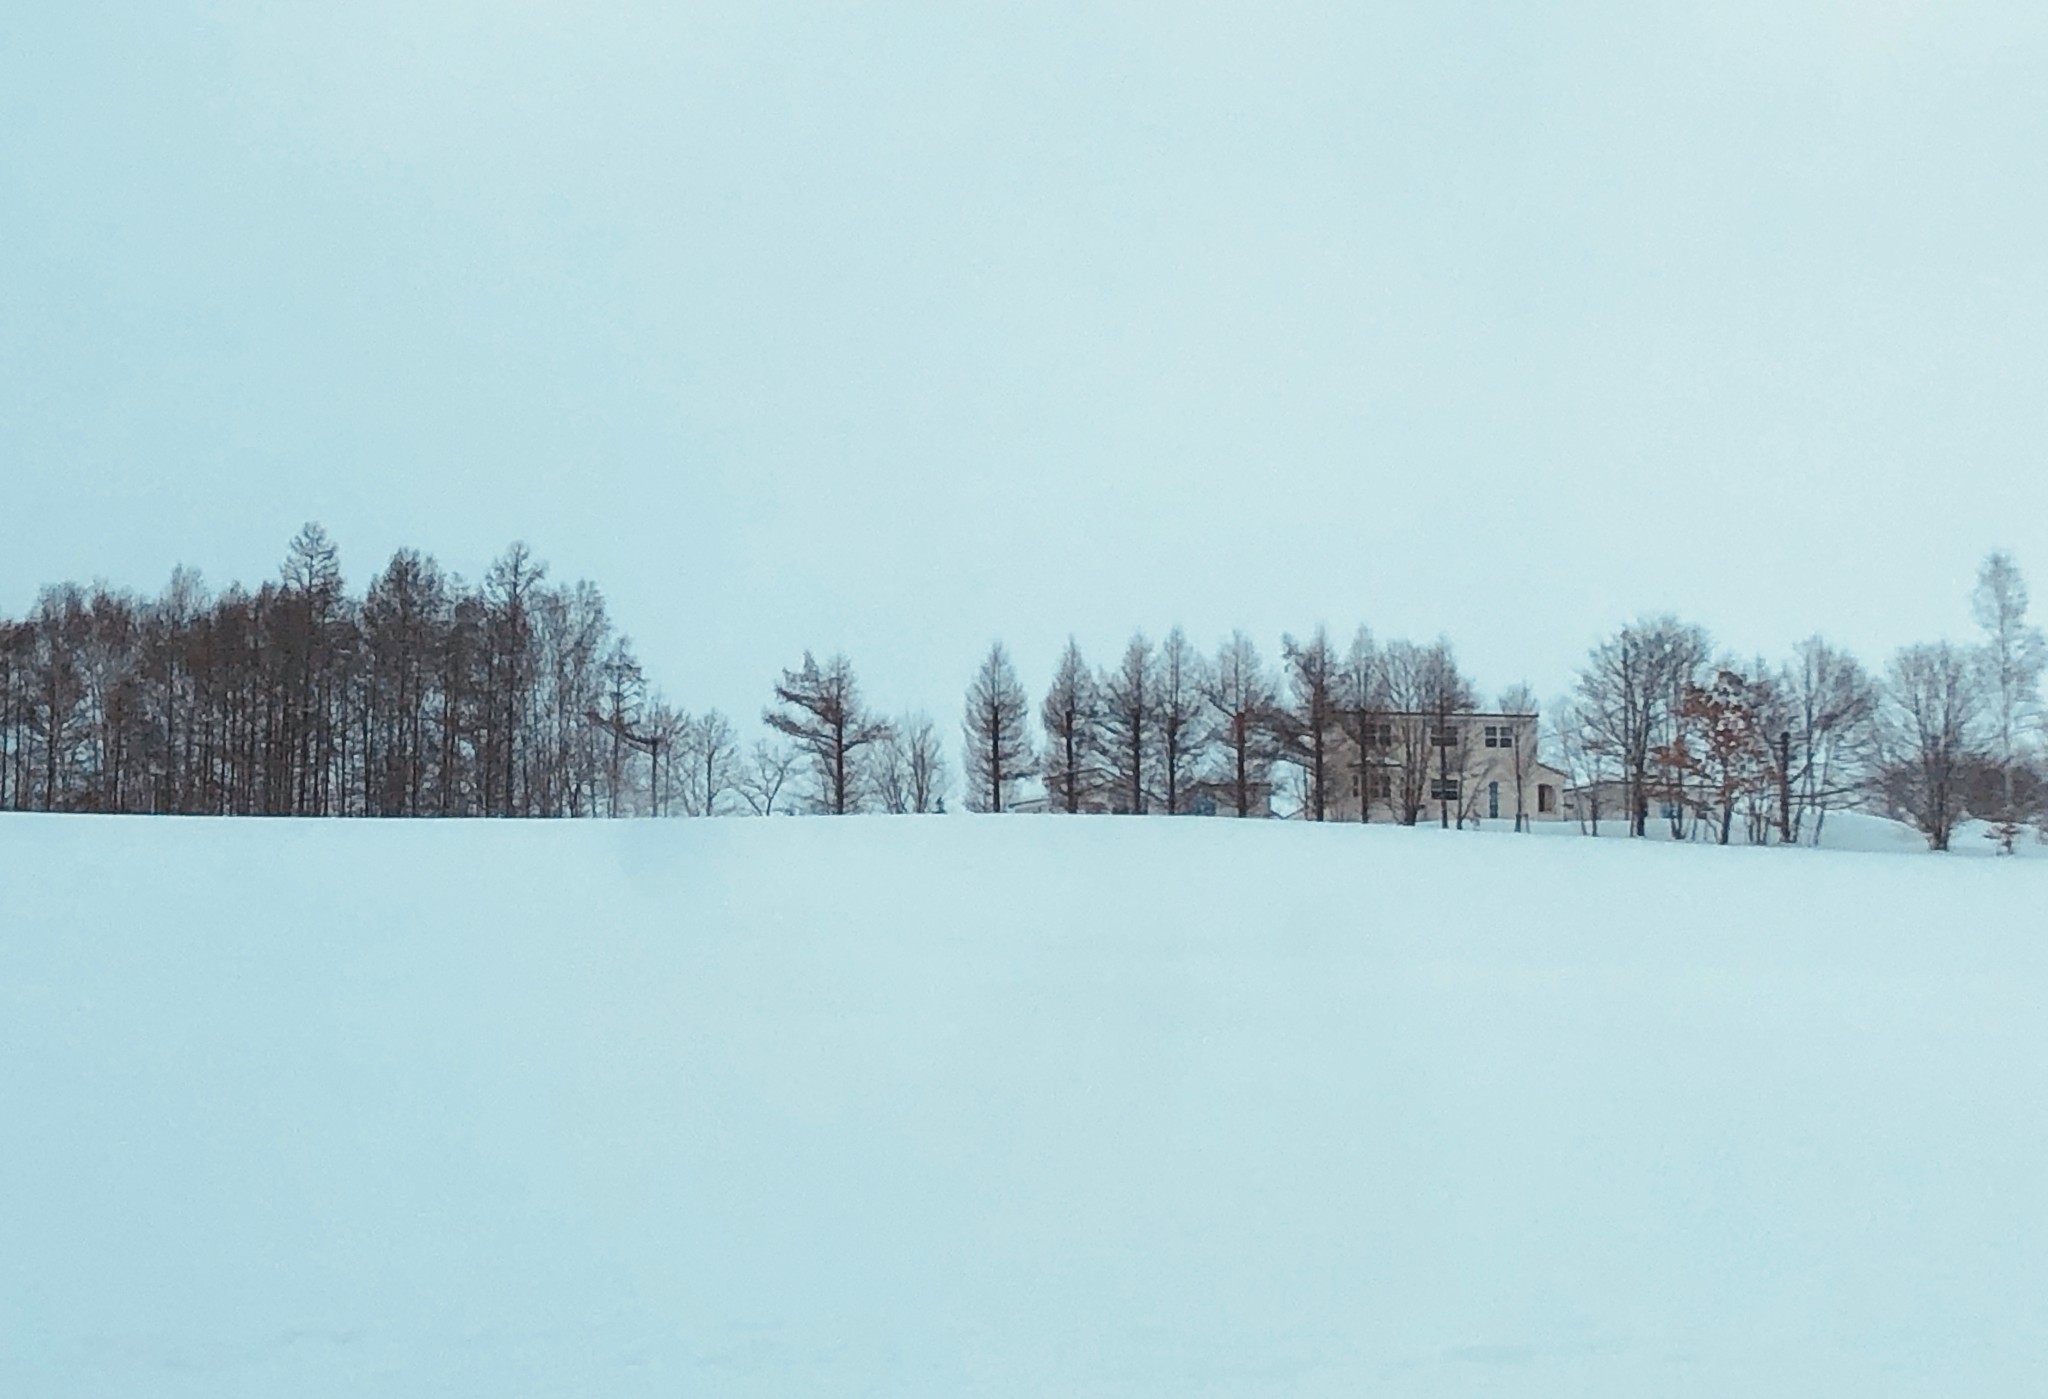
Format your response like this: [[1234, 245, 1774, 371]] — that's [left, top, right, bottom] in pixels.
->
[[7, 1, 2047, 730]]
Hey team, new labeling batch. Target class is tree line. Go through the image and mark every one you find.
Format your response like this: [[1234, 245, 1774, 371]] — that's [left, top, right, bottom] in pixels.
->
[[1553, 551, 2045, 852], [5, 531, 2042, 851], [0, 525, 739, 818], [759, 552, 2046, 852], [761, 627, 1510, 827]]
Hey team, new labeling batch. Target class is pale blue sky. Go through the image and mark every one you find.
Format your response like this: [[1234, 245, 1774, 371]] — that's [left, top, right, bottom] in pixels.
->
[[6, 1, 2046, 727]]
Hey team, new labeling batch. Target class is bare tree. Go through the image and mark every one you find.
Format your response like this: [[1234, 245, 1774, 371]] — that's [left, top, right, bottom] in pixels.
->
[[763, 652, 892, 815], [738, 739, 799, 816], [596, 637, 646, 816], [1417, 640, 1477, 829], [873, 711, 949, 813], [962, 642, 1033, 813], [279, 524, 345, 816], [1099, 633, 1155, 815], [904, 713, 948, 813], [870, 726, 911, 813], [1497, 682, 1539, 831], [1379, 640, 1435, 826], [1551, 695, 1609, 835], [1040, 638, 1102, 814], [1970, 551, 2046, 824], [1575, 616, 1710, 837], [1154, 626, 1209, 814], [677, 708, 738, 816], [1276, 627, 1340, 821], [1203, 630, 1277, 817], [1876, 641, 1983, 851], [1339, 628, 1382, 823], [1736, 660, 1794, 846], [1668, 665, 1776, 846], [637, 700, 686, 815], [484, 542, 547, 817], [1779, 636, 1878, 846], [363, 548, 449, 816]]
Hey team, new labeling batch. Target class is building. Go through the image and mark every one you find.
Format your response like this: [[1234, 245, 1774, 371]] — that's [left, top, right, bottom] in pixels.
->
[[1011, 775, 1275, 817], [1324, 711, 1569, 825], [1563, 779, 1714, 833]]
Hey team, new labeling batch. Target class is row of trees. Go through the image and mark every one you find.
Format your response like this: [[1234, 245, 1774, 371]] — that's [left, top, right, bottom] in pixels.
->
[[765, 627, 1519, 827], [0, 526, 743, 817], [1556, 552, 2045, 851], [758, 553, 2044, 852], [6, 532, 2041, 849]]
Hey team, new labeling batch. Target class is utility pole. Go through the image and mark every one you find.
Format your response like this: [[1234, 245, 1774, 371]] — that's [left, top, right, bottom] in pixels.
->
[[1777, 729, 1793, 846], [586, 709, 665, 817]]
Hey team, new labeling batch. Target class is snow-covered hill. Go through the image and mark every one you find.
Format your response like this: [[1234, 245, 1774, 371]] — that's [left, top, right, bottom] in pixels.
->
[[3, 815, 2044, 1396]]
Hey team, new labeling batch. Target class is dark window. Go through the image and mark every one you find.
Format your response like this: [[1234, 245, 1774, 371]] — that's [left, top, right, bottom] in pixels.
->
[[1432, 726, 1459, 748], [1368, 771, 1392, 800], [1431, 777, 1462, 802], [1538, 783, 1556, 814], [1488, 780, 1500, 819], [1484, 723, 1516, 748]]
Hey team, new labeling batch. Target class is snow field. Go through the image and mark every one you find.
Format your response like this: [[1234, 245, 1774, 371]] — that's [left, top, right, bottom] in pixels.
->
[[1, 814, 2044, 1396]]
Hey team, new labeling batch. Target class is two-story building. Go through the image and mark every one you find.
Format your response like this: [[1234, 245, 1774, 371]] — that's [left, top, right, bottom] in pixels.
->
[[1325, 711, 1570, 825]]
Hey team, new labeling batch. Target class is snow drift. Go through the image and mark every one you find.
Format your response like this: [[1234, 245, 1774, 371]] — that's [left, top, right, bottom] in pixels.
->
[[2, 814, 2044, 1396]]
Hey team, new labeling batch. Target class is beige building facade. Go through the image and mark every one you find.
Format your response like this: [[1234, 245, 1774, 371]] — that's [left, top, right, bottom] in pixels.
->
[[1325, 711, 1569, 825]]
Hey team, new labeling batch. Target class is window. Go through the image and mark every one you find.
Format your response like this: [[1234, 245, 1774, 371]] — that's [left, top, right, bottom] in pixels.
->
[[1368, 771, 1392, 800], [1362, 722, 1394, 748], [1538, 783, 1556, 814], [1350, 773, 1360, 797], [1488, 780, 1500, 820], [1484, 723, 1517, 749], [1431, 777, 1462, 802], [1431, 725, 1459, 748]]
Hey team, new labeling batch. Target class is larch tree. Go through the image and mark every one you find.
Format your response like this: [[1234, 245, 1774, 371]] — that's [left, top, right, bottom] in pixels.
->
[[1277, 627, 1340, 821], [764, 651, 892, 815], [1099, 633, 1156, 815], [28, 585, 90, 811], [596, 636, 647, 816], [1203, 630, 1277, 817], [279, 523, 345, 815], [1039, 638, 1101, 814], [1154, 626, 1209, 814], [962, 642, 1033, 813], [484, 542, 547, 817], [362, 547, 448, 816], [1340, 627, 1381, 822]]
